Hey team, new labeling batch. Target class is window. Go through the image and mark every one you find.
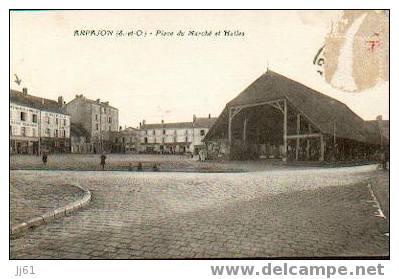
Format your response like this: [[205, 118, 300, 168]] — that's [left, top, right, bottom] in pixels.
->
[[200, 129, 205, 136], [144, 137, 148, 143], [62, 130, 66, 138], [21, 127, 26, 136], [63, 119, 66, 126], [46, 116, 50, 124], [115, 138, 119, 143], [122, 137, 125, 143], [95, 114, 98, 121], [96, 124, 99, 131], [153, 130, 155, 135], [32, 114, 38, 123], [55, 130, 58, 138], [20, 112, 26, 121], [46, 128, 51, 136], [56, 118, 59, 125], [163, 129, 166, 135], [109, 125, 111, 131], [185, 136, 188, 142], [130, 137, 133, 143], [108, 117, 112, 123]]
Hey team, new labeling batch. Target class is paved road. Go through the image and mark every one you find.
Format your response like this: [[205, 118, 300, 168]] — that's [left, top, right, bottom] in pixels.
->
[[10, 165, 389, 259]]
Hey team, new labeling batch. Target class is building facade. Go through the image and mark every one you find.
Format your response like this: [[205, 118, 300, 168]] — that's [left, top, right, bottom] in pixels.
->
[[10, 88, 71, 154], [66, 95, 119, 153], [70, 123, 91, 153], [138, 115, 217, 154], [110, 127, 140, 153]]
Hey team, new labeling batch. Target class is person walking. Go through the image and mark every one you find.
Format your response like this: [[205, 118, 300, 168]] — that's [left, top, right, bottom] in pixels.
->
[[42, 152, 48, 167], [100, 152, 107, 170]]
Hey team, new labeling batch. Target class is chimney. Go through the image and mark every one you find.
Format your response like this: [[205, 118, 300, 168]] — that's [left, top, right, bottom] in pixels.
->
[[208, 113, 211, 119], [376, 115, 383, 121], [22, 87, 28, 95], [161, 119, 164, 124], [139, 122, 142, 128], [96, 98, 101, 104], [142, 120, 146, 125], [58, 96, 64, 107], [119, 126, 122, 132], [193, 114, 196, 122]]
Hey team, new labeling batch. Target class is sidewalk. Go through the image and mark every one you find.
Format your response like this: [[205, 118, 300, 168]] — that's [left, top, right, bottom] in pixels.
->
[[368, 171, 389, 221], [10, 177, 86, 227]]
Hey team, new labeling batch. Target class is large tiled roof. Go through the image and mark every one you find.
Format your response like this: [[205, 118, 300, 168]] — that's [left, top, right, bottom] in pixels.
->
[[10, 89, 67, 114], [205, 70, 383, 145]]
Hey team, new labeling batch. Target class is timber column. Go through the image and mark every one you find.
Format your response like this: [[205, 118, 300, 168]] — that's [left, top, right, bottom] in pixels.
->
[[228, 108, 233, 159], [282, 99, 287, 162], [319, 134, 325, 161], [295, 114, 300, 161]]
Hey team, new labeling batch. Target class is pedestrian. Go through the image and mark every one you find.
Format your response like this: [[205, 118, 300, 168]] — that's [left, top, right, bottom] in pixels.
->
[[381, 149, 388, 171], [100, 152, 107, 170], [42, 152, 48, 166]]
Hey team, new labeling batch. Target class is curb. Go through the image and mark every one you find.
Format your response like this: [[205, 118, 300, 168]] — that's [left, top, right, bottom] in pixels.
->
[[10, 183, 91, 236]]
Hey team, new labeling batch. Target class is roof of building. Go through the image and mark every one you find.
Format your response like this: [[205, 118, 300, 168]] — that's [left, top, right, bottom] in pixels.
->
[[193, 117, 218, 128], [70, 123, 90, 138], [140, 117, 218, 130], [68, 94, 118, 110], [365, 120, 389, 144], [116, 127, 139, 135], [141, 122, 193, 130], [10, 89, 67, 114], [204, 70, 382, 145]]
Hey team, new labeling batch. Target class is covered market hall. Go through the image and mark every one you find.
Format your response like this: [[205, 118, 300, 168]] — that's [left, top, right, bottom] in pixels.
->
[[204, 70, 387, 162]]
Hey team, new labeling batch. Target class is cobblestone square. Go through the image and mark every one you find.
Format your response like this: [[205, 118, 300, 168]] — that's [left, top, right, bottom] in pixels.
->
[[10, 163, 389, 259]]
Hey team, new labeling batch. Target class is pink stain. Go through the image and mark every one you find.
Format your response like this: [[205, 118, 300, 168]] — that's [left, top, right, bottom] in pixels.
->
[[367, 40, 381, 52]]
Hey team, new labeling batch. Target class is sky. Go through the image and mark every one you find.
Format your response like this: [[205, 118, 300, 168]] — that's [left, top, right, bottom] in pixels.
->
[[10, 10, 389, 128]]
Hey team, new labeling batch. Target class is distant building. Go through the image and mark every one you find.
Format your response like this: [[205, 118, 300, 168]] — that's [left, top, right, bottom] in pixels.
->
[[111, 127, 140, 153], [10, 88, 71, 154], [70, 123, 91, 153], [138, 115, 217, 154], [66, 94, 119, 153], [366, 115, 389, 149]]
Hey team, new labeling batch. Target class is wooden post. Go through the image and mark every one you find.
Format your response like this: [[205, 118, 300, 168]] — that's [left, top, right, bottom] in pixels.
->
[[306, 123, 311, 160], [228, 108, 232, 145], [283, 100, 287, 162], [296, 114, 300, 161], [243, 117, 247, 144], [319, 134, 325, 161], [333, 120, 336, 161]]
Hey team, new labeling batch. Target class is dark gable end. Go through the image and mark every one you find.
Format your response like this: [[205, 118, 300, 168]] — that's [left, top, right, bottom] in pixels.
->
[[205, 70, 380, 145]]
